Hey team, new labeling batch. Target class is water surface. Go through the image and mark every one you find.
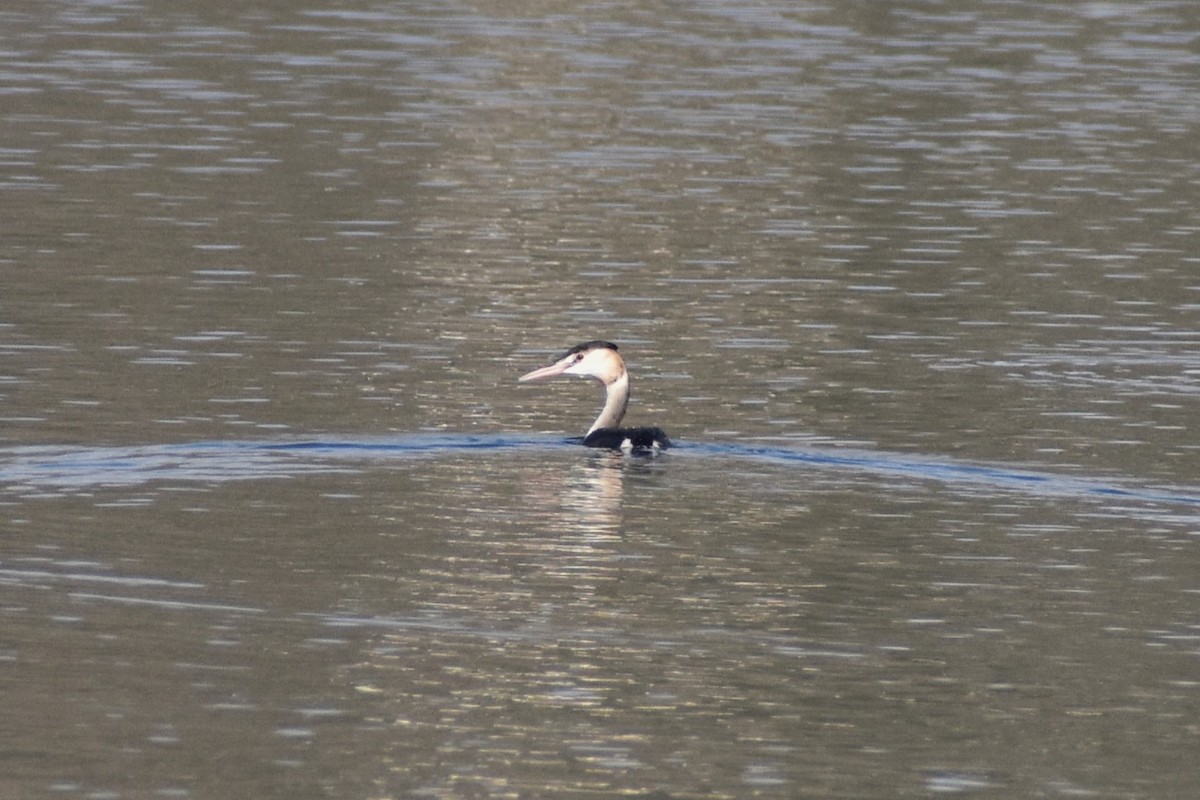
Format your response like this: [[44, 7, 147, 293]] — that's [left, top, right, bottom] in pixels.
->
[[3, 1, 1200, 797]]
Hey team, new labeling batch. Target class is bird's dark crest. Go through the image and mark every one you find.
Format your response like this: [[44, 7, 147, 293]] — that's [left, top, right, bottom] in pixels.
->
[[559, 340, 618, 360]]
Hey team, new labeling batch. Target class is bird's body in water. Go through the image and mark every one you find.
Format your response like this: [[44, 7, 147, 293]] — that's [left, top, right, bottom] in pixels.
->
[[519, 340, 671, 452]]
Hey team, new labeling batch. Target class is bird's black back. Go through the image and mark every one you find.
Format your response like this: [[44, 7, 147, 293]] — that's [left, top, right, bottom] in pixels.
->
[[583, 426, 671, 451]]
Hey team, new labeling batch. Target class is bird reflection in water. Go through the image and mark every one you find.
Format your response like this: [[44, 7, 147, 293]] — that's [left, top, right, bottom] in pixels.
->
[[516, 452, 667, 598], [522, 452, 628, 543]]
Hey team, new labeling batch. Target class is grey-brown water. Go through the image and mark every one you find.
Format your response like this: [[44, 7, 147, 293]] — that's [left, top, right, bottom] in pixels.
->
[[3, 1, 1199, 798]]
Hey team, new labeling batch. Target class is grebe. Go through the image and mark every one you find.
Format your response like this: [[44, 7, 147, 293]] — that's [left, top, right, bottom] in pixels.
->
[[519, 340, 671, 452]]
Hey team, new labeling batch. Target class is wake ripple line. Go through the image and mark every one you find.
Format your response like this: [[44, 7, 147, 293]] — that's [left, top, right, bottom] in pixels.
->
[[0, 434, 1196, 509]]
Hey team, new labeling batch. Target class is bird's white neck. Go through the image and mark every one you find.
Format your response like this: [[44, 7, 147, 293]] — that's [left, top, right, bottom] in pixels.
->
[[588, 370, 629, 435]]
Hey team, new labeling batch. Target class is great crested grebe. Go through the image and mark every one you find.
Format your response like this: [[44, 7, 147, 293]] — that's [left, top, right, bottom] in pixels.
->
[[519, 340, 671, 452]]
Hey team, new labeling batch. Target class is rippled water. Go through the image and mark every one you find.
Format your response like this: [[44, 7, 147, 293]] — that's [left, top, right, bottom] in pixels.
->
[[4, 1, 1200, 798]]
